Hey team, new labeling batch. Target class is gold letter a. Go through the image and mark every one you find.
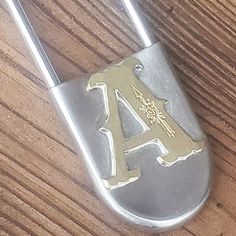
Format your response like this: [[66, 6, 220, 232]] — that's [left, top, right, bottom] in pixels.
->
[[87, 58, 205, 189]]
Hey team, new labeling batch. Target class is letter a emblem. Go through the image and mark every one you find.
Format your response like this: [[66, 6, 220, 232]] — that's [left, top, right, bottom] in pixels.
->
[[87, 58, 205, 189]]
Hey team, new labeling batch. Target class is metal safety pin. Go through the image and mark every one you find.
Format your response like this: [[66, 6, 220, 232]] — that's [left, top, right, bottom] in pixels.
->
[[6, 0, 213, 232]]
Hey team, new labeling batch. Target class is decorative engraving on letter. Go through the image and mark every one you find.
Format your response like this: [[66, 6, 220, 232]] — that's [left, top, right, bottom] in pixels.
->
[[132, 85, 175, 138], [87, 58, 205, 189]]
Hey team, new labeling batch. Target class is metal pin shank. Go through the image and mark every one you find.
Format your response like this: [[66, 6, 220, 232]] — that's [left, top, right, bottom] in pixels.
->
[[6, 0, 155, 89], [6, 0, 61, 88], [121, 0, 156, 47]]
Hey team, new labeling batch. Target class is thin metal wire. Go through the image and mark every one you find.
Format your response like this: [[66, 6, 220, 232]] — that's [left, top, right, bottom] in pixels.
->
[[6, 0, 61, 88], [121, 0, 156, 47], [6, 0, 155, 90]]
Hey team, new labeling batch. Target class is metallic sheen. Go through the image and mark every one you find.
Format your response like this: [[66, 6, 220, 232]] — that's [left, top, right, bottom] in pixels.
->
[[87, 58, 206, 189], [7, 0, 213, 231], [6, 0, 61, 88], [50, 43, 213, 231], [121, 0, 156, 47]]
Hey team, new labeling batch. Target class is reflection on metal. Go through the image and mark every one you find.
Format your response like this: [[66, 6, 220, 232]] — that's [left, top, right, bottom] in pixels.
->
[[87, 58, 205, 189]]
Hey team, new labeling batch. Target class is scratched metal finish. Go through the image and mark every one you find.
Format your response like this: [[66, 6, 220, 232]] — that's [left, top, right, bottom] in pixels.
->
[[50, 42, 213, 231]]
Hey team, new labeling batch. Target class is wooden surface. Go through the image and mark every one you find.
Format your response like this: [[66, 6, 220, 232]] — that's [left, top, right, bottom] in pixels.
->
[[0, 0, 235, 235]]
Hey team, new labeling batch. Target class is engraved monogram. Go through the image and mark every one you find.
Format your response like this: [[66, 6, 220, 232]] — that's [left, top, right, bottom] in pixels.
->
[[87, 58, 205, 189]]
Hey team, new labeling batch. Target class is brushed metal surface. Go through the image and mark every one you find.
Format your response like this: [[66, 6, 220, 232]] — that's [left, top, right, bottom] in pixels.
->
[[50, 42, 213, 231]]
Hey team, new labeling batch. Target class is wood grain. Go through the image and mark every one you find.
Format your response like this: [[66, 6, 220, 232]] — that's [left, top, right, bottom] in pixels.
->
[[0, 0, 235, 235]]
